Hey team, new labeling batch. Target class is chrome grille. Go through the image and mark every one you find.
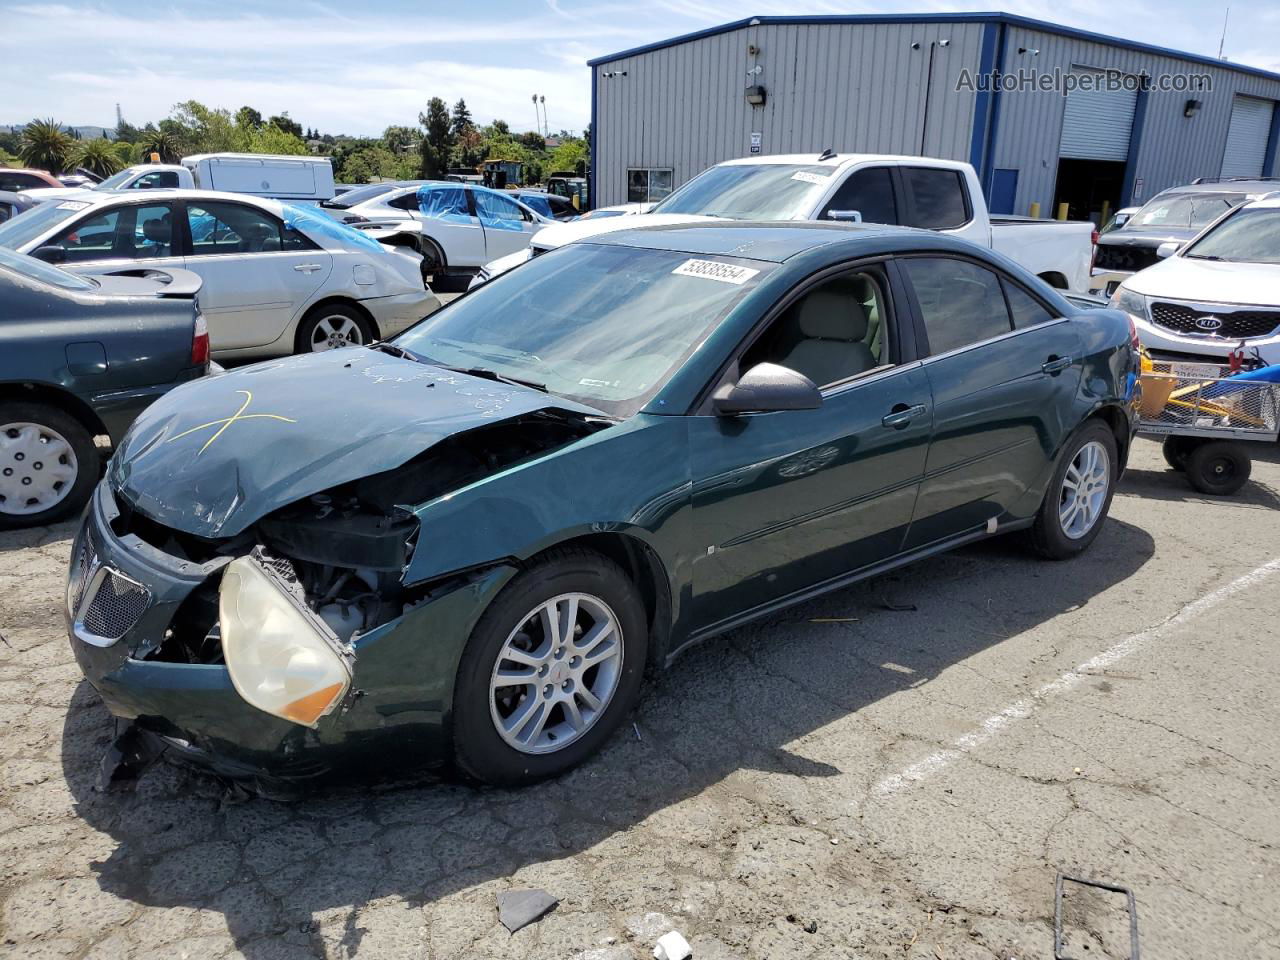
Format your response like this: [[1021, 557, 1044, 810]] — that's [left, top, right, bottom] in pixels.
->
[[1150, 302, 1280, 340], [79, 568, 150, 642]]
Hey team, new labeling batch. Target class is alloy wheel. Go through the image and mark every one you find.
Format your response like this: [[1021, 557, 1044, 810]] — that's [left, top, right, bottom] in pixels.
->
[[489, 592, 624, 755], [310, 314, 366, 351], [1058, 439, 1109, 540], [0, 422, 79, 516]]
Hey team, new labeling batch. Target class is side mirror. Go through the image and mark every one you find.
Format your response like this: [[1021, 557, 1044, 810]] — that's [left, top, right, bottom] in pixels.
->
[[713, 362, 822, 416], [826, 209, 863, 222], [32, 245, 67, 264], [1156, 241, 1180, 259]]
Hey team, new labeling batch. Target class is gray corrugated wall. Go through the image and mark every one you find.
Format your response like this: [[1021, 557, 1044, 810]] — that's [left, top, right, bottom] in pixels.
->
[[593, 21, 986, 207], [993, 25, 1280, 216]]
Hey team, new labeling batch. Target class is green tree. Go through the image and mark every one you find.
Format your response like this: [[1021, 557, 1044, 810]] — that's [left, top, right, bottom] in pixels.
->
[[73, 138, 123, 177], [450, 127, 485, 170], [382, 125, 419, 155], [338, 146, 412, 184], [245, 125, 309, 155], [418, 97, 453, 179], [235, 106, 263, 130], [518, 131, 545, 152], [450, 98, 474, 138], [140, 128, 182, 163], [114, 116, 142, 143], [19, 118, 74, 174], [548, 137, 588, 175], [268, 113, 303, 138]]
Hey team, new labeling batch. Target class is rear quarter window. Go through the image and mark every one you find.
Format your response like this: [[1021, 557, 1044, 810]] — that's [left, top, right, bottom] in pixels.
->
[[902, 168, 970, 230]]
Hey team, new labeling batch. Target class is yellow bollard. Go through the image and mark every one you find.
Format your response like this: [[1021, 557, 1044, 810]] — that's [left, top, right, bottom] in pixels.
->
[[1029, 201, 1041, 218], [1056, 202, 1069, 221], [1100, 200, 1111, 227]]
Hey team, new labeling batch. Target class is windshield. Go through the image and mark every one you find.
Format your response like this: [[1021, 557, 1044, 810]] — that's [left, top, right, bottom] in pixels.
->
[[0, 245, 96, 290], [395, 243, 771, 417], [95, 169, 136, 190], [1183, 206, 1280, 264], [1130, 192, 1246, 229], [0, 198, 89, 250], [651, 163, 835, 219]]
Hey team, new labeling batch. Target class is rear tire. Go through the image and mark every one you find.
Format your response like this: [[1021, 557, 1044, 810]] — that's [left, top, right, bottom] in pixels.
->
[[295, 303, 374, 353], [0, 402, 98, 530], [1030, 421, 1117, 560], [1184, 441, 1250, 496], [452, 548, 648, 786], [1162, 436, 1197, 471]]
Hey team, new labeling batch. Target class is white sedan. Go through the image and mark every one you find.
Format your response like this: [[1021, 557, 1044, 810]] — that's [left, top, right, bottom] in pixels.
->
[[330, 181, 551, 284], [0, 190, 439, 358], [1110, 197, 1280, 367]]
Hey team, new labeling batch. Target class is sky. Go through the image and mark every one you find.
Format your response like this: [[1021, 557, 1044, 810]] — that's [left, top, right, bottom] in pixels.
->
[[2, 0, 1278, 138]]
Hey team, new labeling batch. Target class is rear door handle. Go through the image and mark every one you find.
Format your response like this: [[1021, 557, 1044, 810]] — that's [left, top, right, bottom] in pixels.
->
[[882, 403, 929, 429], [1042, 355, 1072, 375], [293, 263, 323, 273]]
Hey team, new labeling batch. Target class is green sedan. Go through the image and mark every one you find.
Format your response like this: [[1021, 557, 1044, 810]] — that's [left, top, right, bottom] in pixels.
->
[[68, 222, 1139, 790]]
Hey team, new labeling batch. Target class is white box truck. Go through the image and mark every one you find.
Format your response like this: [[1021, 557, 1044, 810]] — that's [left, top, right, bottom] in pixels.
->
[[180, 153, 336, 201]]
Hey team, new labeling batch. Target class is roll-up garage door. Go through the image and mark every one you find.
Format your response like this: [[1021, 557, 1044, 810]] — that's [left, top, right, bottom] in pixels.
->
[[1220, 96, 1274, 178], [1059, 68, 1139, 161]]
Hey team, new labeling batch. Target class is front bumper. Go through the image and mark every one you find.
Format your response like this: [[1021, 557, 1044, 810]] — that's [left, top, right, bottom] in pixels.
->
[[1133, 316, 1280, 366], [360, 289, 441, 339], [67, 482, 515, 788]]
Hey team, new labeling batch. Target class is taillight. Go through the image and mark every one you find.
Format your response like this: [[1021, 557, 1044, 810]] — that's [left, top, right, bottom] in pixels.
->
[[191, 310, 210, 367], [1090, 230, 1099, 270], [1127, 314, 1140, 352]]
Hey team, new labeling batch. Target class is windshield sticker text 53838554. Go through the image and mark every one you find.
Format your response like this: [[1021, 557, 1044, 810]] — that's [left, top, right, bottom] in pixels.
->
[[671, 259, 760, 285]]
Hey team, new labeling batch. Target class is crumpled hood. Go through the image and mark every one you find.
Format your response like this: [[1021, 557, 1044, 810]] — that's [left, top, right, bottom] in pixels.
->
[[110, 349, 600, 537], [1126, 255, 1280, 307]]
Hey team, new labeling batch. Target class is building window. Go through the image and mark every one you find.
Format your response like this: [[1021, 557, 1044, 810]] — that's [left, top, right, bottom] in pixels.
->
[[627, 168, 673, 204]]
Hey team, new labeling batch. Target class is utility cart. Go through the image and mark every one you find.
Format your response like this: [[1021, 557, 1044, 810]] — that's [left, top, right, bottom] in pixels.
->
[[1138, 357, 1280, 495]]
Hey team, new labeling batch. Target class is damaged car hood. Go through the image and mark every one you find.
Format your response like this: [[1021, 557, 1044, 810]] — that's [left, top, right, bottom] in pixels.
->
[[109, 349, 602, 537]]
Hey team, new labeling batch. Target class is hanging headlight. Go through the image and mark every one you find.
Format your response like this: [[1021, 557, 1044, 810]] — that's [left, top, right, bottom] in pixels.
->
[[1108, 285, 1148, 321], [219, 552, 353, 727]]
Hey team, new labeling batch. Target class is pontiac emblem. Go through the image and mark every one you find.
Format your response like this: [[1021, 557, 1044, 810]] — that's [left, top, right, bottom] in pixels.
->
[[166, 390, 297, 454]]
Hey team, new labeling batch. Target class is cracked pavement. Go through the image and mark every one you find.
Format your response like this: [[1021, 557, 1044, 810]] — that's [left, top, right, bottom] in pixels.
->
[[1, 438, 1277, 959]]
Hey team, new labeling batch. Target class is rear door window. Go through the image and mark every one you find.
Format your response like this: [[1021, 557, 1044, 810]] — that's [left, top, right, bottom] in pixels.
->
[[901, 257, 1013, 355], [188, 201, 286, 256], [901, 167, 970, 230], [820, 166, 898, 224]]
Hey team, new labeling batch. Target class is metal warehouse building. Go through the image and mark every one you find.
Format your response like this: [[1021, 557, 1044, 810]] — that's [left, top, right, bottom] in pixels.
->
[[588, 13, 1280, 223]]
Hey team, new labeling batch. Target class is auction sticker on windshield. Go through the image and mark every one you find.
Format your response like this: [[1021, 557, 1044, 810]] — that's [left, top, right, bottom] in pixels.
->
[[672, 259, 760, 285], [791, 170, 832, 185]]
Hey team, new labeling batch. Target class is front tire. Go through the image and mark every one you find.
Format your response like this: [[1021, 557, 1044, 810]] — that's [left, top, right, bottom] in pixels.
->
[[295, 303, 374, 353], [1030, 421, 1118, 560], [0, 402, 99, 530], [452, 548, 648, 786]]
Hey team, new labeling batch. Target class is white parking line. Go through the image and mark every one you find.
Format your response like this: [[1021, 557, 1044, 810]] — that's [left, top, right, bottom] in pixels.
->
[[872, 556, 1280, 799]]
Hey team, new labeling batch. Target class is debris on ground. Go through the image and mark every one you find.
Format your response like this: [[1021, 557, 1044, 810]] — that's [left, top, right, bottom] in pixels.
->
[[653, 929, 692, 960], [497, 888, 559, 934], [880, 597, 918, 612], [97, 722, 164, 791]]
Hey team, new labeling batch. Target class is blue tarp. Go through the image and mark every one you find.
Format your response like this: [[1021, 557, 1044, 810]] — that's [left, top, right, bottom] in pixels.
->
[[282, 202, 385, 253]]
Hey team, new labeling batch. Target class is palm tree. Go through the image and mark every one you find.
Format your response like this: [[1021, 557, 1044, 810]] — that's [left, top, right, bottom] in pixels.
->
[[19, 118, 73, 174], [139, 129, 181, 164], [74, 138, 123, 178]]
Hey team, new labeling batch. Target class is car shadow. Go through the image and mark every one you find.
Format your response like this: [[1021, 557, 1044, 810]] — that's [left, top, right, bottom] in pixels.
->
[[1118, 463, 1280, 510], [59, 518, 1156, 958]]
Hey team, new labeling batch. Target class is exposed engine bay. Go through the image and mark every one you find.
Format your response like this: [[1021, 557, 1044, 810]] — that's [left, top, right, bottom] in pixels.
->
[[110, 409, 610, 665]]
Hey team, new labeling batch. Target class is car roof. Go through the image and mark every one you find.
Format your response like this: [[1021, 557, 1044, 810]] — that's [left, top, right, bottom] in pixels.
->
[[717, 152, 970, 172], [581, 220, 951, 262], [1149, 180, 1280, 197]]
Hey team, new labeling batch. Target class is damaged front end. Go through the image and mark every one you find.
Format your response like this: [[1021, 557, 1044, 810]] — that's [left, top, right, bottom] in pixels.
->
[[69, 392, 610, 791]]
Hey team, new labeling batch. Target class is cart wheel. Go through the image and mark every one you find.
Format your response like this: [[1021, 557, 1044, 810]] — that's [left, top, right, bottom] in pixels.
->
[[1161, 436, 1199, 471], [1184, 441, 1252, 496]]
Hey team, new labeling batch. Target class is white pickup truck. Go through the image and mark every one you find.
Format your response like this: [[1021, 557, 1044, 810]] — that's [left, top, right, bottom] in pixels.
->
[[475, 154, 1095, 290], [23, 154, 335, 203]]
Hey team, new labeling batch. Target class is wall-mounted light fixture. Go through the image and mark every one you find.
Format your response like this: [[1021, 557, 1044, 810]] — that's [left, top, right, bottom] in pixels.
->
[[601, 70, 628, 79], [1184, 98, 1203, 118], [747, 43, 760, 56], [745, 85, 767, 106], [1018, 46, 1040, 55]]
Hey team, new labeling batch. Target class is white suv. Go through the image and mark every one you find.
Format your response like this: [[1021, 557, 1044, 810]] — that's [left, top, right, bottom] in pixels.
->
[[1110, 197, 1280, 367]]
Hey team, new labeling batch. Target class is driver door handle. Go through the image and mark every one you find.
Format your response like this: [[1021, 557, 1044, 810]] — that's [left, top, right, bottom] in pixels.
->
[[1042, 355, 1072, 375], [293, 263, 323, 273], [882, 403, 929, 429]]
